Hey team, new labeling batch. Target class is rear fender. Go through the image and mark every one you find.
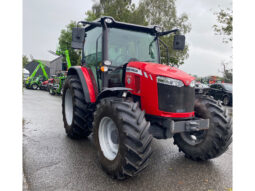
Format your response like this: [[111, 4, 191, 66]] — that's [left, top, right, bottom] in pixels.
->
[[67, 66, 98, 103]]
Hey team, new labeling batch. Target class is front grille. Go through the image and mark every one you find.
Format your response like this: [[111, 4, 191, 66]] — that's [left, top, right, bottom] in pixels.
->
[[157, 83, 195, 113]]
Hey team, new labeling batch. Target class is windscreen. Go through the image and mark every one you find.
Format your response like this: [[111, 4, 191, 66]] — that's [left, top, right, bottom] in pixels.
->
[[223, 83, 232, 91], [108, 28, 159, 67]]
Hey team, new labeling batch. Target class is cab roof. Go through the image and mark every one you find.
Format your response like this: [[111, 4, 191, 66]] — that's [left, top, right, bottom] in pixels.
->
[[85, 16, 158, 34]]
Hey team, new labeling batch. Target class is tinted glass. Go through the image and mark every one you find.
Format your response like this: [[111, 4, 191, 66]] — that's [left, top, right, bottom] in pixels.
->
[[84, 27, 102, 67], [84, 27, 102, 88], [108, 28, 159, 67], [222, 83, 232, 91]]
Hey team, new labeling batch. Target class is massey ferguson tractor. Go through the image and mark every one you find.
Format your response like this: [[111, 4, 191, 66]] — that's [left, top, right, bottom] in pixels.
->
[[62, 17, 232, 180]]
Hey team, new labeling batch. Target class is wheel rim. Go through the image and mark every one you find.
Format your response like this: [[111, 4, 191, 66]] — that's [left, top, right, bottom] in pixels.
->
[[65, 89, 73, 126], [32, 84, 37, 89], [223, 97, 229, 105], [98, 116, 119, 160], [180, 130, 207, 146]]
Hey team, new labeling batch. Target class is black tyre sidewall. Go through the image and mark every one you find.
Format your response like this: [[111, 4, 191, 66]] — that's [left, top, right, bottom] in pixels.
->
[[93, 102, 126, 175], [62, 77, 75, 134]]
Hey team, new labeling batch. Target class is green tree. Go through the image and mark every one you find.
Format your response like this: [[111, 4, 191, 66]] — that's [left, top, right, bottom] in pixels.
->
[[58, 21, 81, 66], [213, 8, 233, 43], [139, 0, 191, 67], [58, 0, 190, 67], [23, 55, 29, 68], [219, 61, 232, 83], [85, 0, 147, 25]]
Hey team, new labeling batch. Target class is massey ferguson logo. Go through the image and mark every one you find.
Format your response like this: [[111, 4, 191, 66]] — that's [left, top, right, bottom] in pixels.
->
[[126, 67, 142, 75]]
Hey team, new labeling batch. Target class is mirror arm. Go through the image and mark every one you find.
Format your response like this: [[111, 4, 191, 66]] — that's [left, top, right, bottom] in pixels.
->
[[158, 29, 179, 37], [158, 38, 169, 65]]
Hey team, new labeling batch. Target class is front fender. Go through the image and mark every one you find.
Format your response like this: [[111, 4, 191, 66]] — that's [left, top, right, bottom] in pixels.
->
[[96, 87, 132, 103], [67, 66, 97, 103]]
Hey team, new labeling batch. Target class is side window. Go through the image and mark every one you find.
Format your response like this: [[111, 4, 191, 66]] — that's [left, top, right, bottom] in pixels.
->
[[84, 27, 102, 67], [210, 84, 216, 89], [218, 85, 223, 90], [84, 27, 102, 88]]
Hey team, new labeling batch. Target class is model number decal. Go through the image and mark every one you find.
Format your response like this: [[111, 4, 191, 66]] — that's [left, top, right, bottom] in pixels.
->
[[126, 67, 142, 75]]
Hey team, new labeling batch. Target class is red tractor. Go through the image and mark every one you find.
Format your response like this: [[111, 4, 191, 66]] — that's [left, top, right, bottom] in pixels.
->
[[62, 17, 232, 180]]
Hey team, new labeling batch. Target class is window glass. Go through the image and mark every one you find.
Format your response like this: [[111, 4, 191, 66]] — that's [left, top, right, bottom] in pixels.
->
[[84, 27, 102, 67], [84, 27, 102, 88], [210, 84, 216, 88], [222, 83, 232, 91], [108, 28, 159, 67]]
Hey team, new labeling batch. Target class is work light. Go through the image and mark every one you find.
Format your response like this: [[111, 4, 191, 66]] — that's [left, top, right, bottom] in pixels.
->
[[105, 18, 113, 24], [157, 76, 184, 87]]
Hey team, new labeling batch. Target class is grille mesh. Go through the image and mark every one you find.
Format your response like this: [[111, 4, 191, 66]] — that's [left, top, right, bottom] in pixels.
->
[[157, 83, 195, 113]]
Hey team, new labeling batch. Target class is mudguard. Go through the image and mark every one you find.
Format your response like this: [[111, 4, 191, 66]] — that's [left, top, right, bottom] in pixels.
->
[[67, 66, 98, 103], [96, 87, 132, 102]]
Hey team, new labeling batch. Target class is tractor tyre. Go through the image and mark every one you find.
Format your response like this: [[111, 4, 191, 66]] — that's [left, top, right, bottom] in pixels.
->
[[173, 95, 232, 161], [31, 83, 38, 90], [49, 87, 55, 95], [93, 98, 153, 180], [62, 75, 92, 139]]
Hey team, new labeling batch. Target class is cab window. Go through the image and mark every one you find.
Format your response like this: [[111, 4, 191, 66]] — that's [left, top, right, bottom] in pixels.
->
[[84, 27, 102, 88]]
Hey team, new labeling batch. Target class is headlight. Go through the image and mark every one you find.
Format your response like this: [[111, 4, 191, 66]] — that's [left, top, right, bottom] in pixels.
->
[[189, 80, 196, 87], [157, 76, 184, 87]]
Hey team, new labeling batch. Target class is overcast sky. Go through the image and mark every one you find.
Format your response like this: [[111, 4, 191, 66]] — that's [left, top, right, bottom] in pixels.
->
[[23, 0, 232, 77]]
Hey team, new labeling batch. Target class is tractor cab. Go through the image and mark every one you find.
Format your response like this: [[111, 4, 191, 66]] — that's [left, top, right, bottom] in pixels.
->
[[71, 17, 185, 91]]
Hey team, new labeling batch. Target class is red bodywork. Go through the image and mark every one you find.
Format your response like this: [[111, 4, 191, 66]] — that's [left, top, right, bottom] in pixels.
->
[[125, 62, 195, 118], [42, 78, 54, 85], [80, 67, 98, 103]]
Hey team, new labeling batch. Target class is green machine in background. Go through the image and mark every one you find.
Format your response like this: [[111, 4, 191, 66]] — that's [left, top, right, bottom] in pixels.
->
[[25, 60, 49, 90], [48, 49, 72, 95]]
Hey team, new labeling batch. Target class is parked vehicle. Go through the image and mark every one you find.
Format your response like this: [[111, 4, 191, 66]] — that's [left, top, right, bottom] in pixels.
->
[[195, 83, 209, 94], [49, 72, 67, 95], [207, 83, 232, 106], [61, 17, 232, 180], [48, 50, 72, 95], [25, 60, 48, 90], [40, 78, 54, 91]]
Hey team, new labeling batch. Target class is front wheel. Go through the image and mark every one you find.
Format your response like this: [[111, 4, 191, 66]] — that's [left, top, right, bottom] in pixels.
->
[[49, 87, 55, 95], [173, 95, 232, 161], [31, 83, 38, 90], [93, 98, 152, 180]]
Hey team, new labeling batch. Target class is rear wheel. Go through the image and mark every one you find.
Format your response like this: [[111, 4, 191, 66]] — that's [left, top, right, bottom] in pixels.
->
[[62, 75, 92, 139], [93, 98, 152, 179], [31, 83, 38, 90], [173, 95, 232, 161]]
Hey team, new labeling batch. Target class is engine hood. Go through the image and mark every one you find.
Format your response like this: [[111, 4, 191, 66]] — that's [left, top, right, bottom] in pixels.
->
[[127, 61, 195, 86]]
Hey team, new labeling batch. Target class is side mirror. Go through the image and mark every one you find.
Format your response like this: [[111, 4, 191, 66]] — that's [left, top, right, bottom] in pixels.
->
[[71, 28, 86, 49], [173, 35, 185, 50]]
